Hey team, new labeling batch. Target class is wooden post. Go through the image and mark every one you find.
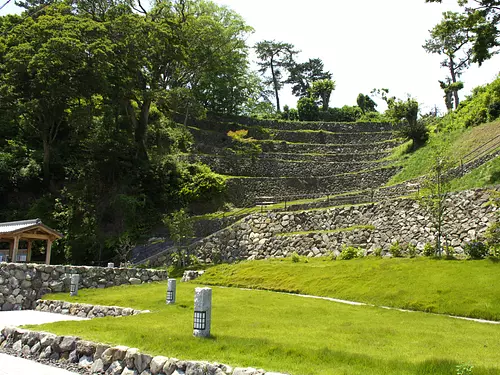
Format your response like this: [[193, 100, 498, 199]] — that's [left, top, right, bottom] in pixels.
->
[[8, 240, 13, 262], [45, 239, 53, 265], [12, 236, 20, 263], [27, 240, 32, 263]]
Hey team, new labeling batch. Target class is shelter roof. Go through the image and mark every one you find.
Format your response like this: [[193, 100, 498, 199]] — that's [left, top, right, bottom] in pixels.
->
[[0, 219, 63, 239]]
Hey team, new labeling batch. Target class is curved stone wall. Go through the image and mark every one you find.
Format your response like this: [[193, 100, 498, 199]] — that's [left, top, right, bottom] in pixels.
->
[[0, 264, 168, 311]]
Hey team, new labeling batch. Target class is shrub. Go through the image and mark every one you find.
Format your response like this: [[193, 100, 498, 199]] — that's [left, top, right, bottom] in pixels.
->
[[408, 243, 417, 258], [297, 97, 319, 121], [464, 241, 489, 259], [338, 245, 363, 260], [373, 247, 383, 257], [423, 243, 435, 257], [389, 241, 403, 257], [291, 251, 300, 263]]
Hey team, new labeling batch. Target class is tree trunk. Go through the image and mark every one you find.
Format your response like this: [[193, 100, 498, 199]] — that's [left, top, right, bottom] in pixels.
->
[[42, 131, 51, 186], [270, 60, 281, 112], [449, 56, 460, 109]]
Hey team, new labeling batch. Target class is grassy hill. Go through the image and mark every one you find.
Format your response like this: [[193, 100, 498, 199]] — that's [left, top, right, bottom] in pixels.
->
[[197, 257, 500, 321], [388, 120, 500, 189]]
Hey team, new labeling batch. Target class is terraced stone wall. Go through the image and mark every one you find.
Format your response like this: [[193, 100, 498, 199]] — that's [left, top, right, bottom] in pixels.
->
[[0, 264, 168, 311], [191, 154, 389, 177], [190, 127, 396, 147], [145, 188, 497, 266], [225, 167, 400, 205]]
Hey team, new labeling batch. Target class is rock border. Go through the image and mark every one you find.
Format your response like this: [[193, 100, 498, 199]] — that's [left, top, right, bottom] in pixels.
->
[[35, 300, 148, 319], [0, 327, 288, 375]]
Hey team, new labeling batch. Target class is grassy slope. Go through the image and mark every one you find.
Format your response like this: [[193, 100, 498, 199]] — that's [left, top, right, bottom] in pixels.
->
[[37, 282, 500, 375], [197, 257, 500, 321], [389, 121, 500, 185]]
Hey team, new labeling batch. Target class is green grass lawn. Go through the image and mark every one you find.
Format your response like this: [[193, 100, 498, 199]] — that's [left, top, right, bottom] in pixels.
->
[[36, 281, 500, 375], [197, 257, 500, 321]]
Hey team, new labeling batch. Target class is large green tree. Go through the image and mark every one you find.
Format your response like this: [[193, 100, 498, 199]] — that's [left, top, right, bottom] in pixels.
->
[[426, 0, 500, 65], [286, 58, 332, 98], [424, 11, 472, 109], [310, 79, 336, 111], [255, 40, 298, 112]]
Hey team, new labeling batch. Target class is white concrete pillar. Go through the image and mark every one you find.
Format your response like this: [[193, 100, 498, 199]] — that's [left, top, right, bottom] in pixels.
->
[[193, 287, 212, 338], [70, 274, 80, 297], [166, 279, 177, 305]]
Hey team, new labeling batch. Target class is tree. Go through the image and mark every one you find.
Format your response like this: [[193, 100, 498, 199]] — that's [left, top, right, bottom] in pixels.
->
[[0, 4, 111, 187], [163, 208, 194, 267], [426, 0, 500, 65], [373, 89, 429, 149], [310, 79, 336, 111], [356, 93, 378, 113], [255, 40, 298, 112], [424, 11, 472, 109], [419, 157, 453, 257], [286, 58, 332, 98]]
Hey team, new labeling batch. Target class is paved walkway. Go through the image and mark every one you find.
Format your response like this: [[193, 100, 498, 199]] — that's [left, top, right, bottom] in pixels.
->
[[0, 310, 86, 375], [0, 353, 80, 375], [0, 310, 87, 330]]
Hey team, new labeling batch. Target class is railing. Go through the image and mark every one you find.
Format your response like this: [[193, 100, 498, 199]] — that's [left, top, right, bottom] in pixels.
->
[[459, 134, 500, 176]]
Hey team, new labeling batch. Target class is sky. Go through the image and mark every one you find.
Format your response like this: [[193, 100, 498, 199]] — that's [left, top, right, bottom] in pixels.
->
[[1, 0, 499, 113]]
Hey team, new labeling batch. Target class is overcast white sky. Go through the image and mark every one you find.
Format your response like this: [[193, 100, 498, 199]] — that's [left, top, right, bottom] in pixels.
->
[[2, 0, 499, 113]]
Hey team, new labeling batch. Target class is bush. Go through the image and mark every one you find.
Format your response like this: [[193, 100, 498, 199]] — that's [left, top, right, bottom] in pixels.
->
[[297, 97, 319, 121], [338, 245, 363, 260], [318, 105, 362, 122], [389, 241, 403, 257], [423, 243, 435, 257], [291, 251, 300, 263], [408, 243, 417, 258], [373, 247, 383, 257], [464, 241, 489, 259]]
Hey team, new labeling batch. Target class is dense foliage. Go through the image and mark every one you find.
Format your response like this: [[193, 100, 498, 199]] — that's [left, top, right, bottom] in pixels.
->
[[0, 0, 257, 264]]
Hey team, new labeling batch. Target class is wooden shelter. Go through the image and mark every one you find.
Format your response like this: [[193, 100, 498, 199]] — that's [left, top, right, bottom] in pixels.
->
[[0, 219, 63, 264]]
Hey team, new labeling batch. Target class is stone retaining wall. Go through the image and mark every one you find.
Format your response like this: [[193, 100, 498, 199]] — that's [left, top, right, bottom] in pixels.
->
[[148, 188, 498, 266], [0, 264, 168, 311], [225, 167, 400, 205], [182, 115, 394, 132], [191, 154, 388, 178], [35, 300, 147, 318], [190, 127, 395, 150], [0, 327, 287, 375]]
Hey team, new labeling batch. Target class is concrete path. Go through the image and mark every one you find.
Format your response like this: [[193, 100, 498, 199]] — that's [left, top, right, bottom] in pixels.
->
[[0, 310, 87, 330], [0, 353, 80, 375], [0, 311, 86, 374]]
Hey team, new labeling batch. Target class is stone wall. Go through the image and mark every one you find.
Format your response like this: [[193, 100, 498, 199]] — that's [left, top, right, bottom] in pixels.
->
[[225, 166, 400, 205], [146, 188, 497, 266], [0, 263, 168, 311], [0, 327, 287, 375], [182, 114, 394, 132], [189, 127, 396, 150], [190, 154, 389, 178]]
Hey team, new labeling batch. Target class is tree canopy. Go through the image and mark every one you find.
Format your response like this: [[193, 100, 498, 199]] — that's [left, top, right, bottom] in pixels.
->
[[0, 0, 255, 264]]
